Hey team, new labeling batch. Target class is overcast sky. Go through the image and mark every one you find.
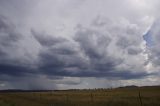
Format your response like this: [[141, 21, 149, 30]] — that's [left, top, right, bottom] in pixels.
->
[[0, 0, 160, 90]]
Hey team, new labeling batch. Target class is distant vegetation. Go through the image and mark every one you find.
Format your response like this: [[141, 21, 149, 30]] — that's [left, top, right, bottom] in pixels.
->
[[0, 86, 160, 106]]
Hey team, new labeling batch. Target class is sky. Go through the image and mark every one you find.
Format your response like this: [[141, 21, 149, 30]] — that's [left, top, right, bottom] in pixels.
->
[[0, 0, 160, 90]]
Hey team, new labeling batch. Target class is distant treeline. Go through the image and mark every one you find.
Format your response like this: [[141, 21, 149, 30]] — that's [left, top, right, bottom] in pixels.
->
[[0, 85, 159, 93]]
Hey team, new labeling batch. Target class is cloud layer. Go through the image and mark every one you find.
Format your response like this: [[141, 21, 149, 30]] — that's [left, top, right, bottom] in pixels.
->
[[0, 0, 160, 89]]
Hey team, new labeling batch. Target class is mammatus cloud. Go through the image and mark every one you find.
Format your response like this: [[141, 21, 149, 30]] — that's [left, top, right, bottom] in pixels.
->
[[0, 0, 160, 89]]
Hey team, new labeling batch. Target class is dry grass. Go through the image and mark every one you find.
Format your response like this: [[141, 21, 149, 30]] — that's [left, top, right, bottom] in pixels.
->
[[0, 86, 160, 106]]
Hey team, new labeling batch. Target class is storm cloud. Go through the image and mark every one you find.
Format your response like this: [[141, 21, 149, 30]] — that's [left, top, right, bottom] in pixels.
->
[[0, 0, 160, 89]]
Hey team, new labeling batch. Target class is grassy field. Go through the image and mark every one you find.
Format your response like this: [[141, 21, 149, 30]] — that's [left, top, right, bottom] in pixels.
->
[[0, 86, 160, 106]]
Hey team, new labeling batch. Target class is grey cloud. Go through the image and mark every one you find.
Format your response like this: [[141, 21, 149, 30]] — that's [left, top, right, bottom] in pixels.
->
[[0, 50, 5, 56], [0, 75, 58, 90], [74, 27, 121, 72], [31, 30, 67, 47], [0, 64, 37, 77], [145, 20, 160, 67], [72, 23, 149, 79], [31, 29, 88, 76], [1, 0, 159, 90], [0, 15, 151, 84], [116, 35, 140, 50], [149, 48, 160, 66], [116, 36, 130, 49], [0, 15, 20, 46], [30, 17, 150, 80], [127, 46, 142, 55], [0, 15, 21, 63], [51, 77, 81, 85], [0, 15, 37, 78], [92, 16, 112, 27], [38, 42, 89, 76], [74, 27, 111, 59]]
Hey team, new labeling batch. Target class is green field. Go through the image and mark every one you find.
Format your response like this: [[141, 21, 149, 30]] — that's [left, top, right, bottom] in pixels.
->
[[0, 86, 160, 106]]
